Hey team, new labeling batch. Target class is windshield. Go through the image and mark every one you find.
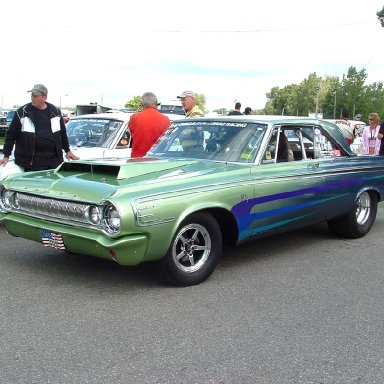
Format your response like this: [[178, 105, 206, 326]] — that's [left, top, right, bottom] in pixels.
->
[[66, 118, 124, 148], [148, 120, 268, 163]]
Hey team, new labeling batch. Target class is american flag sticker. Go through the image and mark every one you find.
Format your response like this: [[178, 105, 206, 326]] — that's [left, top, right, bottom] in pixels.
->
[[40, 230, 66, 250]]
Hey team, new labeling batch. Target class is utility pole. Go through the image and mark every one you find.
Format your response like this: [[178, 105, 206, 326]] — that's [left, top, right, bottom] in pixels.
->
[[333, 90, 337, 119], [315, 86, 320, 118]]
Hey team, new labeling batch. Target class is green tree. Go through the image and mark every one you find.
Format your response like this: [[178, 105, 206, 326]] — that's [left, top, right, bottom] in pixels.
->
[[265, 86, 280, 114], [196, 94, 206, 112], [321, 76, 340, 118], [261, 66, 384, 121], [363, 82, 384, 119], [293, 73, 322, 116], [377, 6, 384, 26], [275, 86, 292, 115], [284, 84, 300, 115], [124, 96, 142, 112], [340, 67, 367, 118], [213, 108, 229, 115]]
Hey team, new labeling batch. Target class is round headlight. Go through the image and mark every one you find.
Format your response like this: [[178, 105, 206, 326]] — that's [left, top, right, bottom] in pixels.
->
[[0, 186, 6, 211], [103, 204, 121, 234], [3, 190, 19, 209], [87, 205, 101, 224]]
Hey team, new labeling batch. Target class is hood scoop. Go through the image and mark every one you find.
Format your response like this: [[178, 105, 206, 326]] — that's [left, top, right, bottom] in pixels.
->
[[58, 162, 120, 177]]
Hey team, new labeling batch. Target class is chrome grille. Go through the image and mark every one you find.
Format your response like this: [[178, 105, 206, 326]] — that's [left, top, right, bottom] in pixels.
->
[[16, 193, 88, 223]]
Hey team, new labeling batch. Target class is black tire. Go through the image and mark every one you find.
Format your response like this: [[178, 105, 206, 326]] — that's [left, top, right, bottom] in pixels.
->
[[160, 212, 222, 286], [328, 191, 378, 238]]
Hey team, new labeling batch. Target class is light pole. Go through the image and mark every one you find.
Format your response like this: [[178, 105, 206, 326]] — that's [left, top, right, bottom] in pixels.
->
[[315, 86, 320, 118], [333, 90, 337, 119], [60, 94, 69, 109]]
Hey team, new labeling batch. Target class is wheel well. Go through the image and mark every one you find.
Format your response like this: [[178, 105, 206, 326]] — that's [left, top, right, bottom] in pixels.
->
[[370, 189, 381, 202], [361, 188, 380, 203], [198, 208, 238, 246]]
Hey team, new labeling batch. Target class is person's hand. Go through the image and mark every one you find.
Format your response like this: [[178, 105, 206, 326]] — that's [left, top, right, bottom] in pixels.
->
[[65, 150, 80, 161], [0, 157, 9, 167]]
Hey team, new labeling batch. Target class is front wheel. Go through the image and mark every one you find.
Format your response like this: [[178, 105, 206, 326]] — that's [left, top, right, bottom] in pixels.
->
[[328, 191, 378, 238], [160, 212, 222, 286]]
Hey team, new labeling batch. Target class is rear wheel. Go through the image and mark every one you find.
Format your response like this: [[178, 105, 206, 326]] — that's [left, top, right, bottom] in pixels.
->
[[160, 212, 222, 286], [328, 191, 378, 238]]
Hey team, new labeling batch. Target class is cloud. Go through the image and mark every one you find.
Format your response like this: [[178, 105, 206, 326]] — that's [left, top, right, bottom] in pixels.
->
[[1, 0, 383, 111]]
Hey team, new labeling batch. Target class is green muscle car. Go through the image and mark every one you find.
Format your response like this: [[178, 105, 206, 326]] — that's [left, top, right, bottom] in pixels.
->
[[1, 116, 384, 286]]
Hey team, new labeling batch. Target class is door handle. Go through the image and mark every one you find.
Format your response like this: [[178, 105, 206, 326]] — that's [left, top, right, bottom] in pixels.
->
[[307, 162, 320, 170]]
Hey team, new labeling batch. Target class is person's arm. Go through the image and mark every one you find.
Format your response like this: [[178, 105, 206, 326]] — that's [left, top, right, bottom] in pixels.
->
[[59, 115, 70, 153], [65, 150, 79, 160], [59, 114, 79, 160], [378, 124, 384, 140]]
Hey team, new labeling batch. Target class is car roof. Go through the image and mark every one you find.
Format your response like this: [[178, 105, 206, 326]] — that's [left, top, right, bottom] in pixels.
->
[[180, 115, 328, 124]]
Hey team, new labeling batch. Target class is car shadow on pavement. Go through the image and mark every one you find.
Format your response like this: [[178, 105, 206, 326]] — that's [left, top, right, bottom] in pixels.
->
[[1, 237, 164, 289], [219, 221, 350, 269], [0, 219, 377, 289]]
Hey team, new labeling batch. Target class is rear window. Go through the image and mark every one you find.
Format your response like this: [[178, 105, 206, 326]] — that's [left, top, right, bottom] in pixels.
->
[[158, 105, 185, 115]]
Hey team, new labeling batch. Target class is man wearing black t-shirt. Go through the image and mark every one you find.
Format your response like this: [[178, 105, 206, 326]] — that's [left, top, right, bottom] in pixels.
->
[[228, 102, 243, 116], [0, 84, 79, 171]]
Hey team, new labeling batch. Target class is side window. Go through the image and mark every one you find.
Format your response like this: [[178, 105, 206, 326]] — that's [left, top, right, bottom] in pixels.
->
[[262, 128, 295, 163], [116, 130, 131, 148], [262, 125, 345, 164], [263, 130, 277, 162], [301, 127, 344, 159]]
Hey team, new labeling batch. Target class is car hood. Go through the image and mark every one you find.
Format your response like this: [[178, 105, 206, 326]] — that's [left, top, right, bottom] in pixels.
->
[[4, 158, 249, 202]]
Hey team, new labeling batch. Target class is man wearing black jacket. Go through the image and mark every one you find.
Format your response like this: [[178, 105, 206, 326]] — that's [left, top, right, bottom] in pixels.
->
[[0, 84, 79, 171]]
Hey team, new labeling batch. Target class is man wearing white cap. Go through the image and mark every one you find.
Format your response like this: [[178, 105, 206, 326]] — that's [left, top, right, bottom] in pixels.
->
[[177, 91, 204, 151], [177, 91, 204, 118], [0, 84, 79, 171]]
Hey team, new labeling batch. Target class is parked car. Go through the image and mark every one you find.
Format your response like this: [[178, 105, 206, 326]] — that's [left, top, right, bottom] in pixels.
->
[[6, 109, 16, 127], [325, 119, 366, 154], [0, 114, 7, 126], [0, 112, 133, 180], [158, 99, 185, 116], [1, 116, 383, 286], [66, 112, 133, 159], [0, 114, 7, 139]]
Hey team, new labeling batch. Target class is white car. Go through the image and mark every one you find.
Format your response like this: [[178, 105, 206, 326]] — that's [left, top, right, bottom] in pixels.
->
[[66, 112, 133, 159], [0, 111, 185, 181], [324, 119, 366, 154], [0, 112, 133, 180]]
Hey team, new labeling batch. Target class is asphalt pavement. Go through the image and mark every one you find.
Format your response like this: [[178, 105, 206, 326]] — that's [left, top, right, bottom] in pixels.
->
[[1, 207, 384, 384]]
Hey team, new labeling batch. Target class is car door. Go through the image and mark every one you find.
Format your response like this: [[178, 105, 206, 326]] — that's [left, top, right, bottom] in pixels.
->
[[247, 124, 334, 239]]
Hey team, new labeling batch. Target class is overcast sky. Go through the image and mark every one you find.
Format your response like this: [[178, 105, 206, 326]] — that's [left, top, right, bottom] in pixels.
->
[[1, 0, 383, 112]]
